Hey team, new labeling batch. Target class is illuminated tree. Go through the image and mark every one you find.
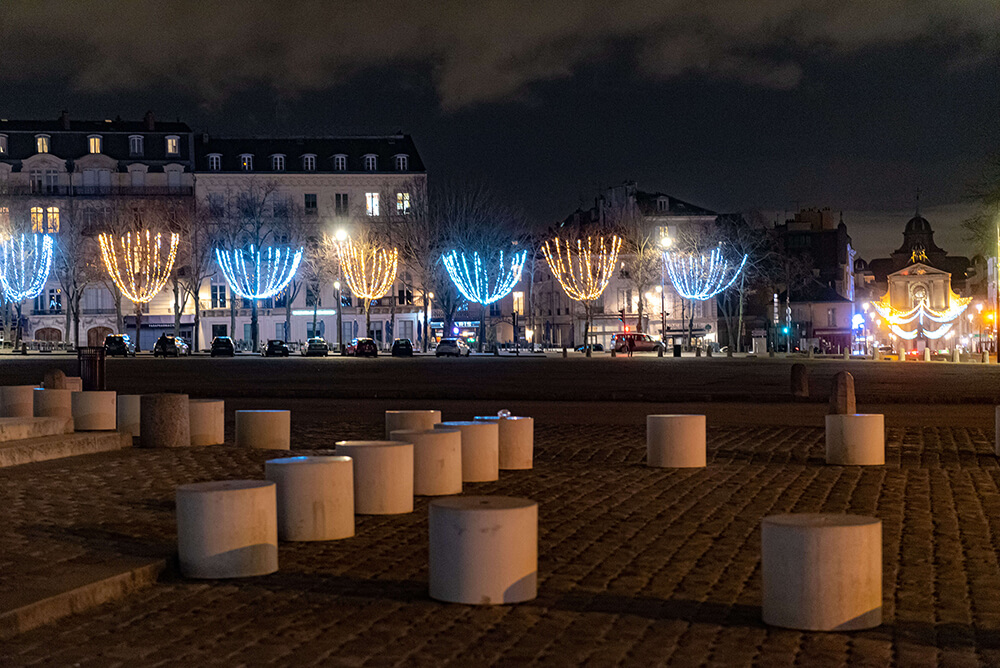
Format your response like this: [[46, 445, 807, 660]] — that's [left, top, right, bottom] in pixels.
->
[[0, 233, 54, 347], [542, 234, 622, 355], [664, 246, 747, 300], [99, 230, 179, 351], [442, 249, 526, 305], [337, 234, 398, 339]]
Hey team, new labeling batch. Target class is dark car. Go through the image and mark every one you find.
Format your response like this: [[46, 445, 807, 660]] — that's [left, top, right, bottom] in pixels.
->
[[611, 333, 664, 353], [301, 337, 329, 357], [574, 343, 605, 352], [391, 338, 414, 357], [210, 336, 235, 357], [347, 337, 378, 357], [261, 339, 290, 357], [153, 334, 190, 357], [104, 333, 134, 357]]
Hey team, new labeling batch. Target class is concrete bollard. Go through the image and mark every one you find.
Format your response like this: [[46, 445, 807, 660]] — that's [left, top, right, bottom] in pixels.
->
[[562, 346, 567, 358], [65, 377, 83, 392], [790, 363, 809, 399], [140, 394, 190, 447], [429, 496, 538, 605], [117, 394, 141, 438], [71, 391, 117, 430], [390, 428, 463, 496], [825, 414, 884, 465], [828, 371, 856, 415], [807, 348, 814, 359], [769, 349, 775, 358], [265, 456, 355, 541], [762, 513, 882, 631], [335, 441, 414, 514], [953, 348, 961, 363], [175, 480, 278, 578], [923, 348, 931, 362], [33, 388, 73, 433], [42, 368, 67, 389], [658, 346, 663, 357], [695, 347, 702, 357], [434, 421, 500, 482], [1, 386, 38, 418], [474, 415, 534, 469], [843, 349, 850, 361], [235, 410, 291, 450], [610, 348, 616, 357], [982, 350, 990, 364], [706, 347, 713, 358], [385, 409, 442, 439], [646, 415, 707, 468], [190, 399, 225, 446]]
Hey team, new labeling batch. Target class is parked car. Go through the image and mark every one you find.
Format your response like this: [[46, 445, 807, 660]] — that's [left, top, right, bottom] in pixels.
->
[[610, 333, 664, 353], [210, 336, 236, 357], [436, 338, 471, 357], [104, 333, 134, 357], [574, 343, 605, 352], [153, 334, 190, 357], [346, 337, 377, 357], [391, 338, 414, 357], [261, 339, 290, 357], [301, 337, 329, 357]]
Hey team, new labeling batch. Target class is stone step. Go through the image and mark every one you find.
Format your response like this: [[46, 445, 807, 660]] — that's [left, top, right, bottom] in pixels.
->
[[0, 431, 132, 468], [0, 417, 66, 444]]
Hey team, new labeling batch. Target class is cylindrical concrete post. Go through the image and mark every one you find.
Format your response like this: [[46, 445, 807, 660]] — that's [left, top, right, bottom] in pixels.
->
[[65, 377, 83, 392], [385, 410, 442, 439], [71, 391, 117, 431], [474, 416, 534, 470], [189, 399, 225, 446], [140, 394, 190, 447], [434, 421, 499, 482], [265, 456, 355, 541], [236, 410, 291, 450], [34, 388, 73, 433], [175, 480, 278, 578], [390, 428, 462, 496], [1, 385, 37, 418], [429, 496, 538, 605], [646, 415, 707, 468], [923, 348, 931, 362], [762, 513, 882, 631], [42, 368, 67, 389], [117, 394, 141, 438], [335, 441, 414, 514], [995, 406, 1000, 456], [825, 414, 884, 465]]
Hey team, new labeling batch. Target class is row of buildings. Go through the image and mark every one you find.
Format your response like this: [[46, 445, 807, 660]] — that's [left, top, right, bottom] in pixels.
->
[[0, 112, 990, 353]]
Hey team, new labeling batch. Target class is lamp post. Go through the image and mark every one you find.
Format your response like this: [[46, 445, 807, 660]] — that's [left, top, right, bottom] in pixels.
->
[[334, 228, 347, 354], [425, 292, 434, 352], [976, 303, 984, 352], [861, 301, 870, 355], [659, 235, 672, 344]]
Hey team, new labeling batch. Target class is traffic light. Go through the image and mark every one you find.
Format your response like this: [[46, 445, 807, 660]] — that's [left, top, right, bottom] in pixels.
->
[[782, 326, 789, 334], [625, 325, 630, 333], [618, 308, 625, 323]]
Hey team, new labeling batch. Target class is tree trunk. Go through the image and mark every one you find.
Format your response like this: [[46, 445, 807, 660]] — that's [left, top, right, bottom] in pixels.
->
[[134, 303, 143, 352], [114, 292, 124, 335], [251, 299, 259, 351], [194, 309, 201, 352], [230, 297, 236, 344], [64, 295, 72, 348], [479, 304, 486, 352], [584, 303, 592, 357], [173, 278, 182, 338], [636, 298, 644, 333], [422, 287, 430, 352], [736, 272, 746, 353], [73, 295, 82, 348], [687, 299, 694, 349], [365, 300, 372, 339], [13, 302, 22, 348], [312, 297, 318, 339], [285, 294, 292, 342]]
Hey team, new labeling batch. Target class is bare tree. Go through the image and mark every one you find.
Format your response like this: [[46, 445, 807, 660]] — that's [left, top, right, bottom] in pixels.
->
[[179, 206, 216, 351], [608, 199, 660, 333], [55, 201, 102, 348]]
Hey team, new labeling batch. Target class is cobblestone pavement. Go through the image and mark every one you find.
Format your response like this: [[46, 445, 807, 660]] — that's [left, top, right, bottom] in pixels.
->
[[2, 409, 1000, 666]]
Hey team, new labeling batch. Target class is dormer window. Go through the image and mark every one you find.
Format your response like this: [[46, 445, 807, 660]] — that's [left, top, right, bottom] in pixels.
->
[[656, 197, 669, 212], [88, 135, 102, 154], [333, 154, 347, 171], [207, 154, 221, 171], [394, 154, 408, 171], [363, 154, 377, 171], [240, 154, 253, 171], [302, 154, 316, 171], [166, 135, 180, 155], [36, 135, 50, 154], [0, 134, 8, 155], [271, 154, 285, 171], [129, 135, 144, 156]]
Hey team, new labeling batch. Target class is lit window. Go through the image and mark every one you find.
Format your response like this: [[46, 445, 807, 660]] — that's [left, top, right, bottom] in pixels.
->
[[208, 154, 221, 171], [166, 136, 180, 155], [395, 154, 408, 171], [46, 207, 60, 233], [240, 154, 253, 171], [272, 154, 285, 171], [30, 206, 59, 233], [88, 135, 102, 154], [333, 155, 347, 171], [31, 207, 44, 232], [364, 154, 377, 171], [396, 192, 410, 214], [302, 154, 316, 171], [129, 135, 144, 155], [0, 135, 7, 155], [366, 192, 379, 216], [36, 135, 50, 154], [0, 206, 8, 226]]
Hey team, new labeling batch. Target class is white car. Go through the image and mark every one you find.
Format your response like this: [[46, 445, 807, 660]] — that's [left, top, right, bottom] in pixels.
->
[[435, 338, 471, 357]]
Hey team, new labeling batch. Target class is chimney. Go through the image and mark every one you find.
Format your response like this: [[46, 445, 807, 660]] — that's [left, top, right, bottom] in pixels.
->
[[59, 110, 70, 130], [202, 132, 209, 144], [144, 110, 155, 131]]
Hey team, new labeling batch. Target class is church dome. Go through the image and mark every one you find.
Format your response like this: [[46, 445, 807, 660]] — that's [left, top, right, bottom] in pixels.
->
[[905, 215, 932, 234]]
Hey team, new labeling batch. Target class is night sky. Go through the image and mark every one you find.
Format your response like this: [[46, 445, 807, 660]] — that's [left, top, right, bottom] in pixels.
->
[[1, 1, 997, 259]]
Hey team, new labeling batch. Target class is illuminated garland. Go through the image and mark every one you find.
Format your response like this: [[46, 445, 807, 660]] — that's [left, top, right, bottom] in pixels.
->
[[442, 249, 527, 305], [542, 235, 621, 302], [872, 295, 970, 341], [99, 230, 179, 303], [664, 247, 747, 300], [339, 238, 398, 301], [0, 233, 53, 302], [215, 244, 304, 299]]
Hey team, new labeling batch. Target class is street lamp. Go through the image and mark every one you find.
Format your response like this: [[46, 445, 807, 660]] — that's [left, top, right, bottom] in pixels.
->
[[424, 291, 434, 352], [333, 229, 347, 353], [861, 301, 870, 355], [658, 236, 672, 345], [976, 303, 984, 352]]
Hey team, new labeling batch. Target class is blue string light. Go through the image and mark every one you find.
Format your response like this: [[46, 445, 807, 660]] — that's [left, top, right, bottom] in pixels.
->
[[664, 247, 747, 300], [0, 234, 53, 302], [215, 244, 304, 299], [442, 249, 527, 305]]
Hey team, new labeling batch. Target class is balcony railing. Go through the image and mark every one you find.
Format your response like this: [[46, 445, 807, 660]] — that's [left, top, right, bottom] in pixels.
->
[[0, 185, 193, 197]]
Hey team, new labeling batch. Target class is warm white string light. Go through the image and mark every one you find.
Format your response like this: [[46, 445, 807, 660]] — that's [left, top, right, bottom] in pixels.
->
[[338, 238, 398, 301], [542, 235, 621, 302], [0, 233, 53, 302], [442, 249, 527, 305], [99, 230, 179, 303]]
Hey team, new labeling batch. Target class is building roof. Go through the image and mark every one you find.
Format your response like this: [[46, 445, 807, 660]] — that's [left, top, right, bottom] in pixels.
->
[[634, 190, 716, 216], [0, 117, 191, 134], [195, 135, 425, 173]]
